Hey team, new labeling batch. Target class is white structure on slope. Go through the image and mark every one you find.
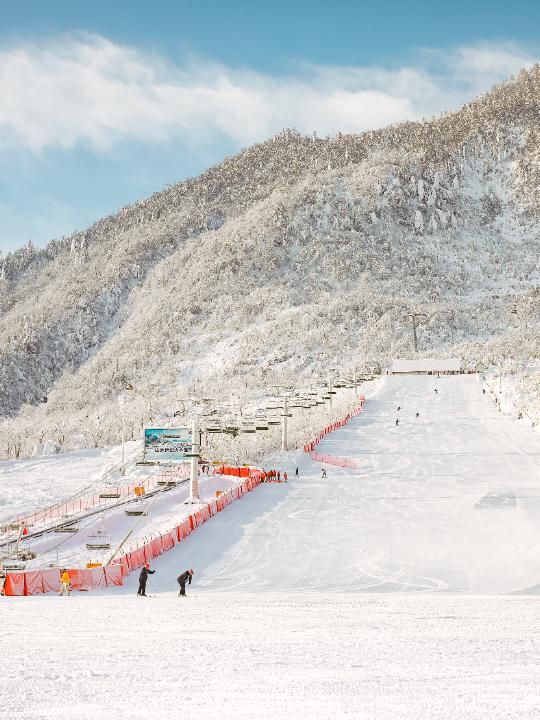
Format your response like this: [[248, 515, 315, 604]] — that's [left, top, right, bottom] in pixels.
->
[[391, 358, 462, 375]]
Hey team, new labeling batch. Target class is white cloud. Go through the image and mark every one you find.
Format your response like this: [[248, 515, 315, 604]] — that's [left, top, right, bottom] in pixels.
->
[[0, 34, 536, 152]]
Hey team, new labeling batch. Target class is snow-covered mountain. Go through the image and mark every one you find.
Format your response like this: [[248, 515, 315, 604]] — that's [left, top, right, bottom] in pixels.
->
[[0, 66, 539, 458]]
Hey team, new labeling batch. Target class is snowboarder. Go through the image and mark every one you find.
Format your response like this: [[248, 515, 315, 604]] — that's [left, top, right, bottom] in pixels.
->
[[321, 468, 327, 479], [295, 467, 299, 478], [137, 563, 155, 596], [59, 569, 71, 596], [415, 412, 419, 418], [395, 419, 399, 426], [177, 569, 194, 596]]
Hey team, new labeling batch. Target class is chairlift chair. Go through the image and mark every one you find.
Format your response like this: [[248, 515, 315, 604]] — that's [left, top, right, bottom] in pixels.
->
[[85, 529, 111, 550], [205, 425, 222, 433], [55, 522, 79, 533], [99, 489, 121, 499], [125, 502, 149, 517], [2, 557, 26, 571]]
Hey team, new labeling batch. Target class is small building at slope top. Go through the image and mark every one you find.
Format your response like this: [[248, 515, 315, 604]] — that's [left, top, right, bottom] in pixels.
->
[[391, 358, 462, 375]]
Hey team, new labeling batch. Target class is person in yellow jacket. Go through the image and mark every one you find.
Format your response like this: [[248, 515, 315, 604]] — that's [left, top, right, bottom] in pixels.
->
[[59, 569, 71, 596]]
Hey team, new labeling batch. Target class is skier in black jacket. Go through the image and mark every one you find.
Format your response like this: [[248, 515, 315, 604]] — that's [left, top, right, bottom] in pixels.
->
[[137, 563, 155, 596], [177, 569, 194, 596]]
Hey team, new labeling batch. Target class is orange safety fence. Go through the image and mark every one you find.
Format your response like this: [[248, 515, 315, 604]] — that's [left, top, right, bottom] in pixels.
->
[[3, 563, 123, 596], [4, 467, 265, 597], [303, 396, 365, 457]]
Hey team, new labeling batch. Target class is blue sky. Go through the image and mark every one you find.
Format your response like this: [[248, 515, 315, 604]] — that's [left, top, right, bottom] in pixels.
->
[[0, 0, 538, 253]]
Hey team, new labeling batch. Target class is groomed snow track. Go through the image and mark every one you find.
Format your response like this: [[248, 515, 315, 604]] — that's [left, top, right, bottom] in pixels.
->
[[117, 374, 540, 596]]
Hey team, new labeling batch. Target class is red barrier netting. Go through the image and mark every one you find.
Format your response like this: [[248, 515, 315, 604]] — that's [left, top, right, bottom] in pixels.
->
[[4, 572, 25, 596], [5, 463, 266, 597], [304, 396, 366, 454]]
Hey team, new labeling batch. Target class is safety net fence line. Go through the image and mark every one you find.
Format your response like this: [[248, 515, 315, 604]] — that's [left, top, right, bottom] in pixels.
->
[[3, 467, 265, 597], [303, 395, 366, 469], [2, 465, 191, 537]]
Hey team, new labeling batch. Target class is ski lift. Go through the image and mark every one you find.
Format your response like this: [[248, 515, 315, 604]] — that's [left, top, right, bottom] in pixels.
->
[[85, 529, 111, 550], [125, 503, 149, 516], [55, 521, 79, 533], [157, 478, 177, 487], [99, 489, 121, 499], [2, 557, 26, 571], [205, 424, 222, 433]]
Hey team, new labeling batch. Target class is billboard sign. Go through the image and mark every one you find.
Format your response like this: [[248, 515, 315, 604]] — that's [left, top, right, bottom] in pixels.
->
[[143, 427, 192, 463]]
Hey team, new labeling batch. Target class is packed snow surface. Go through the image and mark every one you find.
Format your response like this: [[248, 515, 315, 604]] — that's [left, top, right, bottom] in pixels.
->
[[2, 594, 540, 720]]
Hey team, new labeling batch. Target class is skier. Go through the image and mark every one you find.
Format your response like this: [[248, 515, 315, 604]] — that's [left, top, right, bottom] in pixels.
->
[[283, 471, 288, 482], [295, 467, 299, 478], [277, 471, 281, 481], [397, 406, 401, 411], [395, 418, 399, 426], [321, 468, 327, 479], [59, 569, 71, 596], [177, 569, 194, 596], [434, 389, 438, 395], [137, 563, 155, 597], [482, 389, 486, 395], [415, 412, 419, 418]]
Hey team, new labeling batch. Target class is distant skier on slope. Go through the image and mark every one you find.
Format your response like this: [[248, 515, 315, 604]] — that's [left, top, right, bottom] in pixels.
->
[[321, 468, 327, 479], [137, 563, 155, 597], [397, 406, 401, 411], [395, 419, 399, 426], [415, 412, 419, 418], [434, 389, 438, 394], [177, 569, 194, 596], [295, 467, 299, 478], [283, 471, 288, 482]]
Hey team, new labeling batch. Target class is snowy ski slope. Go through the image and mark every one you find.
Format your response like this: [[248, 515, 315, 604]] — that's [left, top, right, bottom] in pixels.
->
[[3, 375, 540, 720], [119, 374, 540, 595]]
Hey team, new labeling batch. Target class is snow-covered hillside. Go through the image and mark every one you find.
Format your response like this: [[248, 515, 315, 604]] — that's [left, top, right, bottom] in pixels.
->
[[0, 67, 539, 458]]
